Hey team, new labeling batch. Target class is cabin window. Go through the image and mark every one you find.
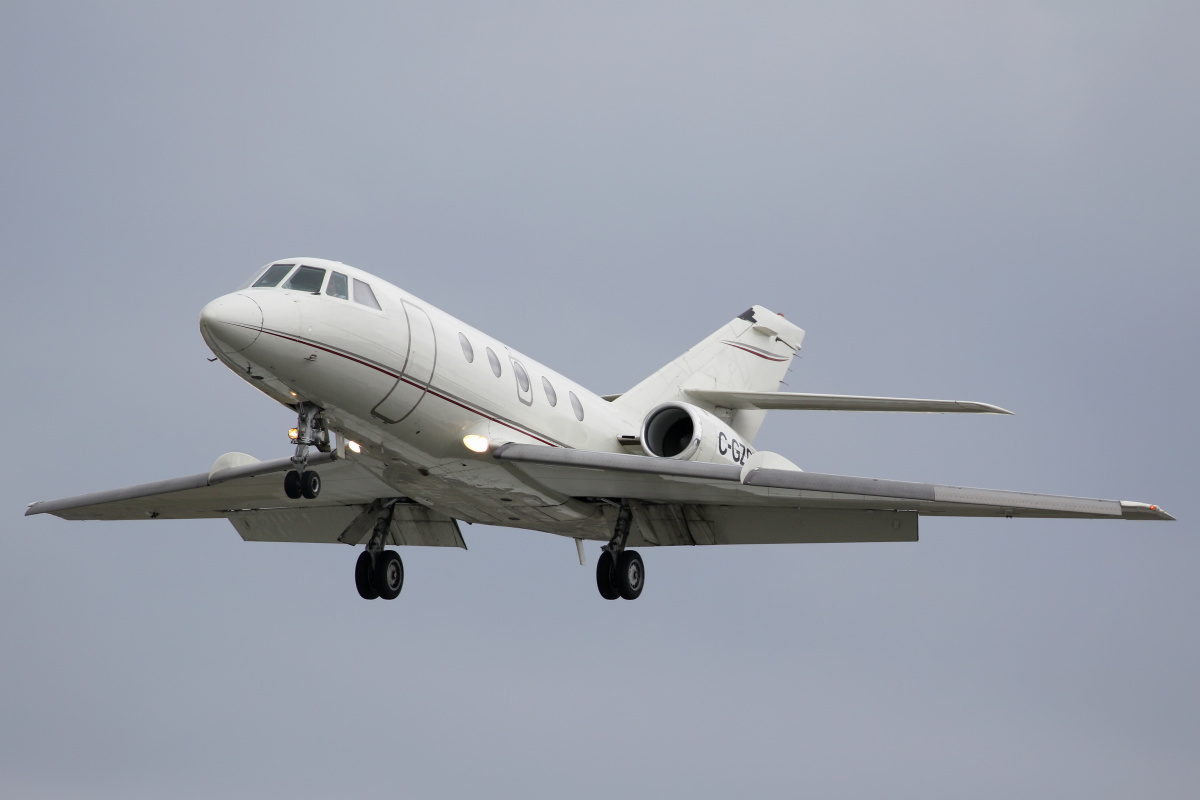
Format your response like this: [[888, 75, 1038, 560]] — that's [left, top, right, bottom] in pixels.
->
[[541, 376, 558, 407], [283, 265, 327, 293], [486, 347, 502, 377], [326, 271, 349, 300], [569, 391, 584, 421], [459, 332, 474, 363], [252, 263, 294, 288], [353, 279, 382, 310], [512, 360, 531, 393]]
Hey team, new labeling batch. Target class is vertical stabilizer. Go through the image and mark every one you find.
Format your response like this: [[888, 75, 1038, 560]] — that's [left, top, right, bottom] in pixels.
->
[[612, 306, 803, 443]]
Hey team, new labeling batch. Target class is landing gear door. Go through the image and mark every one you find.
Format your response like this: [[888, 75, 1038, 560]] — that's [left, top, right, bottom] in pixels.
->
[[372, 301, 438, 424]]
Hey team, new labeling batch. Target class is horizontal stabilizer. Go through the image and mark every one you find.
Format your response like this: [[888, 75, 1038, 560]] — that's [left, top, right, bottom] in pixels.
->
[[685, 389, 1013, 414]]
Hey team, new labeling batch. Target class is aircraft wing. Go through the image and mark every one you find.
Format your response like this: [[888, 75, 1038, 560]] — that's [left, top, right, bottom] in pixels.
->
[[25, 452, 465, 547], [493, 444, 1173, 523]]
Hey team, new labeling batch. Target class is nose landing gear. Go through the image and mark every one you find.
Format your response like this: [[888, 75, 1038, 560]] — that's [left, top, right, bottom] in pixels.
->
[[284, 402, 329, 500], [596, 501, 644, 600]]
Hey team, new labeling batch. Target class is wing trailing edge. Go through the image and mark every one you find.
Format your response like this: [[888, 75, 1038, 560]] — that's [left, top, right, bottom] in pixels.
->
[[492, 444, 1173, 521]]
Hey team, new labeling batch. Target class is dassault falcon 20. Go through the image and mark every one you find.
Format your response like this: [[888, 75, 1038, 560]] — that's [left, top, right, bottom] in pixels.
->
[[26, 258, 1173, 601]]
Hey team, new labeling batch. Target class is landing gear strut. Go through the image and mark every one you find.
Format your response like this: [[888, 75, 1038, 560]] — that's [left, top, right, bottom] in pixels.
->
[[596, 501, 644, 600], [354, 499, 404, 600], [284, 402, 329, 500]]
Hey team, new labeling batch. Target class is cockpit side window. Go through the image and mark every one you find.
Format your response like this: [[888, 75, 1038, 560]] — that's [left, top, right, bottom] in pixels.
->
[[252, 263, 295, 288], [283, 265, 327, 293], [326, 271, 349, 300], [353, 279, 382, 310]]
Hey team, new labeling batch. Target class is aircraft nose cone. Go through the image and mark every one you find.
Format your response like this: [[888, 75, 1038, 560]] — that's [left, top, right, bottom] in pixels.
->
[[199, 293, 263, 353]]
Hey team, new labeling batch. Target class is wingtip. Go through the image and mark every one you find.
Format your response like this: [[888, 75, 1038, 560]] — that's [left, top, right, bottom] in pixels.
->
[[969, 402, 1015, 415], [1120, 501, 1175, 521]]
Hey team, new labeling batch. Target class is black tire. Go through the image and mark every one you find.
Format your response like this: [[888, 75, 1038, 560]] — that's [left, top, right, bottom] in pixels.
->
[[355, 551, 379, 600], [373, 550, 404, 600], [300, 470, 321, 499], [284, 470, 302, 499], [615, 550, 644, 600], [595, 550, 619, 600]]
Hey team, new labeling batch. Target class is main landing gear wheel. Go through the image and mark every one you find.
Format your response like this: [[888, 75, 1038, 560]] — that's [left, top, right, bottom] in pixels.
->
[[354, 550, 404, 600], [615, 550, 644, 600], [355, 551, 379, 600], [284, 470, 302, 499], [300, 470, 321, 499], [596, 501, 645, 600], [373, 550, 404, 600], [596, 551, 620, 600]]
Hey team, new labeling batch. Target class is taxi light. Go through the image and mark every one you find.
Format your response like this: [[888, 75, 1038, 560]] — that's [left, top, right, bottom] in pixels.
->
[[347, 440, 362, 454], [288, 428, 299, 441], [463, 434, 489, 453]]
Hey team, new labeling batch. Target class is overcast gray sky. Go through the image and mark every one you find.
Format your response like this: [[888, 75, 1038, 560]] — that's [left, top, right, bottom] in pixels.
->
[[3, 2, 1198, 798]]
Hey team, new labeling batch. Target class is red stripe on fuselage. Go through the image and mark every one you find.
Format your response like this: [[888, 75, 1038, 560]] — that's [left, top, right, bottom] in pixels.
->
[[246, 326, 562, 448]]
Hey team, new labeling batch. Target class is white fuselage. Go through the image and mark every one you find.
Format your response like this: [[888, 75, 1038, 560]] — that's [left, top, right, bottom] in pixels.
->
[[199, 258, 634, 539]]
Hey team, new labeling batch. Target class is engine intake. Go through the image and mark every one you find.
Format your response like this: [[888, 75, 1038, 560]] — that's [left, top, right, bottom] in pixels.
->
[[640, 402, 755, 466]]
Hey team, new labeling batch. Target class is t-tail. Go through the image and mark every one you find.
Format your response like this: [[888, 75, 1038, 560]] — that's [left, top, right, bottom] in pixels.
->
[[612, 305, 803, 444]]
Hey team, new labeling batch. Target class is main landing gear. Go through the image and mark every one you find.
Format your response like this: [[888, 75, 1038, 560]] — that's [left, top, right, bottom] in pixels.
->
[[596, 501, 645, 600], [355, 499, 404, 600], [284, 402, 329, 500]]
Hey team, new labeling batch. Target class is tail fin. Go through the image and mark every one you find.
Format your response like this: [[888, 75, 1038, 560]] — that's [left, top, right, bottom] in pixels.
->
[[612, 306, 804, 444]]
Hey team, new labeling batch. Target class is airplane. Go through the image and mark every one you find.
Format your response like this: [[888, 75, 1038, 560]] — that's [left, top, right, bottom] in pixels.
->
[[26, 257, 1174, 601]]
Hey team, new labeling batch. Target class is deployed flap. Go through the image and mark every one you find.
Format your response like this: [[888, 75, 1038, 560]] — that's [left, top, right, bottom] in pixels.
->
[[685, 389, 1012, 414], [492, 444, 1173, 521], [234, 501, 465, 547], [625, 505, 916, 546]]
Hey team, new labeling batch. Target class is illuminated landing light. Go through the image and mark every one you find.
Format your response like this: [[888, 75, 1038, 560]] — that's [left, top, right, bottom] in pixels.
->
[[288, 428, 299, 441], [289, 391, 298, 398], [347, 440, 362, 454], [463, 434, 490, 453]]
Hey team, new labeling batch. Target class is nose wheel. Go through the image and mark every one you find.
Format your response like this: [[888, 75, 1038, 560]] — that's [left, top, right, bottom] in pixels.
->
[[284, 402, 329, 500]]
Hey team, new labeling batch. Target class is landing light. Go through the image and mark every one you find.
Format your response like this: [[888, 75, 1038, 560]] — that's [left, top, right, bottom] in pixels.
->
[[347, 440, 362, 454], [288, 428, 299, 441], [463, 434, 489, 453]]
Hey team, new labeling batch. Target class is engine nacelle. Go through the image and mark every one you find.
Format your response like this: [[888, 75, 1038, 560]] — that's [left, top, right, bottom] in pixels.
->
[[640, 402, 756, 466]]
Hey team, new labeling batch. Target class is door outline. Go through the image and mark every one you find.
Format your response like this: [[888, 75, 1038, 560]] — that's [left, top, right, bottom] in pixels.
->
[[371, 301, 437, 423]]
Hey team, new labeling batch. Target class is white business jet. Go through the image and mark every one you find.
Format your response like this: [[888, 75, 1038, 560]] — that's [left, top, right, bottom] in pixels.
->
[[26, 258, 1173, 601]]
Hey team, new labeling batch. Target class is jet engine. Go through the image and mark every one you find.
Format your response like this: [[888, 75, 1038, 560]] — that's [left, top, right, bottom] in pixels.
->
[[640, 402, 756, 466]]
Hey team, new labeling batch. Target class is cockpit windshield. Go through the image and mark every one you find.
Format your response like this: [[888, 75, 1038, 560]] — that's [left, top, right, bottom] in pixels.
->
[[326, 271, 349, 300], [283, 266, 327, 293], [251, 263, 295, 288]]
